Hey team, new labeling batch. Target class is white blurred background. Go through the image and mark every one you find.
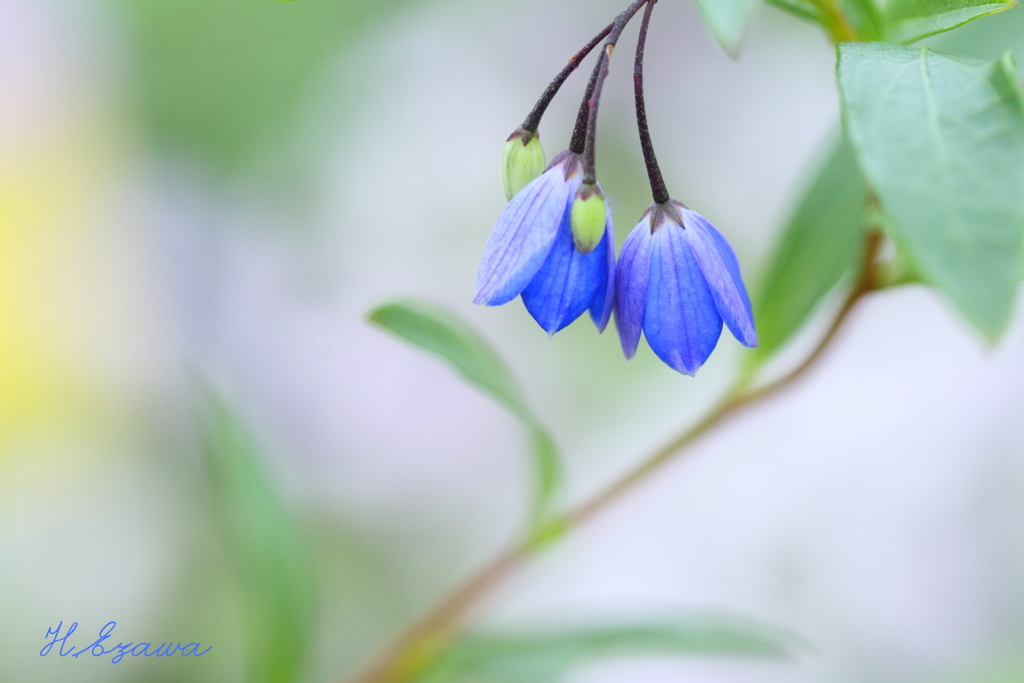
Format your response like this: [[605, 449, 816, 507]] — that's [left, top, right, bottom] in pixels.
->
[[1, 1, 1023, 682]]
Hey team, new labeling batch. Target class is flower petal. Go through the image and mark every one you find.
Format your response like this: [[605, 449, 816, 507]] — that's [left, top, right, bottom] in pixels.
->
[[680, 208, 757, 348], [613, 216, 654, 358], [643, 224, 723, 375], [588, 207, 616, 332], [474, 166, 570, 306], [521, 181, 608, 334]]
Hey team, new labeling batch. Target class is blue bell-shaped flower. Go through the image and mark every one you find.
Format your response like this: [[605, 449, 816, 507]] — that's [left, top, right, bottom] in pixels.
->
[[475, 150, 615, 334], [616, 200, 756, 375]]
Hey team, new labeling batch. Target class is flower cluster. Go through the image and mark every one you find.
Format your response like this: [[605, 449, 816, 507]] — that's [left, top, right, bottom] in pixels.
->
[[475, 0, 757, 375]]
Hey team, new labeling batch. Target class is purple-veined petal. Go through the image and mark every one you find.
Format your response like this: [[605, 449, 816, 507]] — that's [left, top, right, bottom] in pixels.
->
[[521, 178, 607, 334], [643, 223, 723, 375], [474, 165, 570, 306], [613, 215, 655, 358], [588, 206, 616, 332], [680, 208, 757, 348]]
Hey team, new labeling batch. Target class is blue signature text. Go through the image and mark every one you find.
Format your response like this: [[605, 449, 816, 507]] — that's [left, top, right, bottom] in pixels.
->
[[41, 621, 211, 663]]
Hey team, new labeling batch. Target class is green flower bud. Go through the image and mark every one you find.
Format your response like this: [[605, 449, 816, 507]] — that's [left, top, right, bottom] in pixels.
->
[[570, 183, 606, 254], [500, 128, 545, 201]]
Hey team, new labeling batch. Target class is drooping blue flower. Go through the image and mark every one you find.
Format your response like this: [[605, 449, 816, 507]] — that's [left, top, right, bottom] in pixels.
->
[[615, 200, 756, 375], [475, 150, 615, 334]]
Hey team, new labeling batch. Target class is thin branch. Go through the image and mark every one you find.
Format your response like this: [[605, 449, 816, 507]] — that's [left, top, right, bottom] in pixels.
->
[[634, 0, 670, 205], [568, 229, 882, 526], [521, 21, 616, 134], [581, 0, 649, 185], [343, 229, 883, 683], [570, 57, 604, 155], [344, 546, 529, 683]]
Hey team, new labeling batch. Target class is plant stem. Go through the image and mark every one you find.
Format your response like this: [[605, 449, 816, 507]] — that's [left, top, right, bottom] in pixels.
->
[[341, 229, 882, 683], [581, 0, 649, 185], [570, 229, 881, 525], [633, 0, 669, 205], [569, 57, 604, 155], [345, 546, 529, 683], [521, 21, 616, 134]]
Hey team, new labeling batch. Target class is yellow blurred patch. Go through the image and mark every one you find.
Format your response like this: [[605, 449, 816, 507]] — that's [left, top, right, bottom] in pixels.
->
[[0, 120, 146, 445]]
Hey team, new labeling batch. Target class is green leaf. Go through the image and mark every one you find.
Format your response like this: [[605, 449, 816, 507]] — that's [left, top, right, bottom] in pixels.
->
[[936, 0, 1024, 61], [838, 44, 1024, 340], [749, 134, 867, 366], [764, 0, 882, 39], [416, 619, 794, 683], [527, 425, 560, 528], [368, 298, 562, 530], [369, 299, 526, 415], [201, 391, 316, 683], [843, 0, 885, 40], [765, 0, 824, 24], [692, 0, 762, 55], [883, 0, 1018, 44]]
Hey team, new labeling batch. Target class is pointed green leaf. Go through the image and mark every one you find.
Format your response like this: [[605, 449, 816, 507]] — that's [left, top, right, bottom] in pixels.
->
[[202, 391, 316, 683], [368, 298, 562, 529], [369, 299, 525, 415], [884, 0, 1018, 44], [749, 135, 867, 366], [838, 44, 1024, 340], [416, 618, 794, 683], [692, 0, 762, 54]]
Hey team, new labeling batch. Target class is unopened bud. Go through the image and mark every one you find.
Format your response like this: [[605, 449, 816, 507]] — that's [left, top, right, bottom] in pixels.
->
[[570, 183, 606, 254], [500, 128, 545, 201]]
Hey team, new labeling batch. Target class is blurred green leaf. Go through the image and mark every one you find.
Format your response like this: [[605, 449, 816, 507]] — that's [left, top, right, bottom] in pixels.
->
[[844, 0, 885, 39], [765, 0, 824, 24], [838, 44, 1024, 340], [115, 0, 416, 172], [964, 657, 1024, 683], [369, 299, 525, 414], [368, 299, 562, 532], [883, 0, 1018, 44], [875, 221, 927, 287], [202, 391, 316, 683], [748, 135, 867, 367], [415, 619, 794, 683], [936, 0, 1024, 60], [527, 425, 560, 528], [764, 0, 882, 39], [692, 0, 762, 55]]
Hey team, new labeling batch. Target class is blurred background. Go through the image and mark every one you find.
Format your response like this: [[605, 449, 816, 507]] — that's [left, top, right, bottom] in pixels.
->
[[2, 0, 1024, 682]]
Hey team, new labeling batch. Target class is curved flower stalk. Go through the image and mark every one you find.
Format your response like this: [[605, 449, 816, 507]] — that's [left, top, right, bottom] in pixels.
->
[[475, 150, 615, 333], [611, 0, 756, 375], [497, 16, 622, 200], [616, 201, 756, 375]]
